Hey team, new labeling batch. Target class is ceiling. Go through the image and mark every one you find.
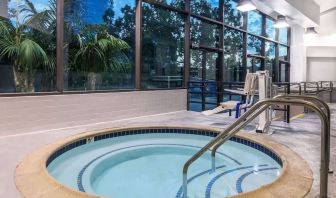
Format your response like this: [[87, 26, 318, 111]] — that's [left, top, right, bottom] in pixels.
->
[[314, 0, 336, 13]]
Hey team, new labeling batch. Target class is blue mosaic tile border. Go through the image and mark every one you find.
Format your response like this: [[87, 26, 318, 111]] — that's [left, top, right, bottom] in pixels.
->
[[46, 139, 86, 166], [46, 128, 282, 167], [235, 167, 279, 194], [204, 164, 270, 198]]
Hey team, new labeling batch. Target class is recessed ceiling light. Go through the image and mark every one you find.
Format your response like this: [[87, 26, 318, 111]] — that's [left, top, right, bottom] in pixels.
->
[[274, 15, 290, 28], [237, 0, 257, 12]]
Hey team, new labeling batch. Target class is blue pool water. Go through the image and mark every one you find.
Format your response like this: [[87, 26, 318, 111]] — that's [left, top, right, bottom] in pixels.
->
[[48, 133, 281, 198]]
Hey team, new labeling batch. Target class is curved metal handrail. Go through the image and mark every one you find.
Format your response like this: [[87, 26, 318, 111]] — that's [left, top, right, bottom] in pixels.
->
[[211, 95, 331, 179], [211, 95, 330, 173], [182, 97, 330, 198], [274, 95, 330, 126]]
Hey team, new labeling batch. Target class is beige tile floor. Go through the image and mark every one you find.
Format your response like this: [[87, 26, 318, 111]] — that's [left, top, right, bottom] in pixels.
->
[[0, 105, 335, 198]]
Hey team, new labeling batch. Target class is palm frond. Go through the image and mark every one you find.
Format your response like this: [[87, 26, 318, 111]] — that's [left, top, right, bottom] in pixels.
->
[[0, 39, 19, 61], [23, 0, 38, 15], [18, 39, 49, 70], [0, 18, 15, 39], [24, 10, 54, 33]]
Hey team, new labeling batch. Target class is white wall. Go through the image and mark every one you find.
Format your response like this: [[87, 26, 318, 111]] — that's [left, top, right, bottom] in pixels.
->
[[307, 46, 336, 57], [304, 11, 336, 46], [307, 57, 336, 81], [304, 9, 336, 82], [0, 0, 8, 18], [0, 90, 187, 136], [306, 47, 336, 82]]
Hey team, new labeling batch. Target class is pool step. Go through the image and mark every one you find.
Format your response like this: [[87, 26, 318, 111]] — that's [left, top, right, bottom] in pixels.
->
[[177, 164, 279, 198]]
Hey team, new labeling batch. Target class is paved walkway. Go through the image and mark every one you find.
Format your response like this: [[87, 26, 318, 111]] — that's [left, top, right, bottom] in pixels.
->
[[0, 104, 335, 197]]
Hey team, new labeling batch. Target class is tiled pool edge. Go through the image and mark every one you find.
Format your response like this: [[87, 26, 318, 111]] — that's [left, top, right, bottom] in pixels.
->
[[46, 128, 282, 168], [15, 125, 313, 198]]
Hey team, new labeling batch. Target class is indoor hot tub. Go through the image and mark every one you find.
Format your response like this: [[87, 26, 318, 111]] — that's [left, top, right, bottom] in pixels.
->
[[15, 126, 313, 198]]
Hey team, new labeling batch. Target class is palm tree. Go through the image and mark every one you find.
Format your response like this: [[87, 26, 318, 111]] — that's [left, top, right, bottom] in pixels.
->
[[73, 31, 131, 90], [0, 0, 55, 92]]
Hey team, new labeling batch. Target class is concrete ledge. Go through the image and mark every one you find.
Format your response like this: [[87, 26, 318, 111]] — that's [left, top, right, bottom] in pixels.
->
[[15, 126, 313, 198]]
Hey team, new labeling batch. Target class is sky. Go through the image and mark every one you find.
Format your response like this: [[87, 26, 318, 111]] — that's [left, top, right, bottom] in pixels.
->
[[7, 0, 135, 25]]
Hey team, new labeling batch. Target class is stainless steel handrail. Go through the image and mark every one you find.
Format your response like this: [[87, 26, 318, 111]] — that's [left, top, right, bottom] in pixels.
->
[[211, 95, 330, 170], [273, 95, 332, 174], [274, 95, 330, 125], [211, 95, 332, 185], [182, 97, 330, 198]]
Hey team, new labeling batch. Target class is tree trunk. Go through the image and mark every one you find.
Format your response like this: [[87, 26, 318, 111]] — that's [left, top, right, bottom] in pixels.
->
[[13, 66, 35, 92], [86, 72, 102, 90]]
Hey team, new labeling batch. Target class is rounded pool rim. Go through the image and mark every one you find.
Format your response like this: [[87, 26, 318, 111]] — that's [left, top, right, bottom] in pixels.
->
[[15, 125, 313, 198]]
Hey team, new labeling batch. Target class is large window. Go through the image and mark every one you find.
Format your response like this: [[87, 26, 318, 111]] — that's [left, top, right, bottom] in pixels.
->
[[247, 11, 262, 35], [265, 42, 276, 74], [279, 45, 288, 61], [152, 0, 185, 9], [0, 0, 291, 95], [266, 18, 276, 40], [224, 28, 243, 82], [0, 0, 56, 93], [141, 3, 184, 89], [224, 0, 243, 28], [64, 0, 135, 91], [191, 18, 220, 48], [247, 57, 262, 72], [247, 35, 262, 55], [279, 28, 288, 44], [191, 0, 220, 20]]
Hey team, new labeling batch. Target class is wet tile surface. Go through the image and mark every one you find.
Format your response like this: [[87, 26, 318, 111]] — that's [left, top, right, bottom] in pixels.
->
[[0, 104, 335, 197]]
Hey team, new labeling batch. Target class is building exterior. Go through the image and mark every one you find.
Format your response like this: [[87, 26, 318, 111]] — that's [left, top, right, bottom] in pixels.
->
[[0, 0, 7, 18], [0, 0, 330, 111]]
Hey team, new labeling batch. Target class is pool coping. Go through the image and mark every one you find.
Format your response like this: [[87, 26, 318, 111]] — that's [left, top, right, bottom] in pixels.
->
[[14, 125, 313, 198]]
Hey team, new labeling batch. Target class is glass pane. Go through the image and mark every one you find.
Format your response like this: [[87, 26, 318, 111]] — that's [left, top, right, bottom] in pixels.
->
[[247, 11, 262, 35], [246, 58, 253, 73], [280, 64, 286, 82], [247, 35, 262, 55], [190, 50, 218, 81], [191, 0, 220, 20], [279, 45, 288, 61], [254, 59, 262, 71], [190, 50, 203, 81], [224, 28, 244, 82], [205, 53, 218, 81], [0, 0, 56, 93], [266, 18, 276, 40], [141, 3, 184, 89], [224, 0, 243, 28], [188, 102, 202, 112], [152, 0, 185, 9], [265, 42, 276, 74], [279, 28, 288, 44], [247, 58, 262, 73], [64, 0, 135, 91], [280, 63, 289, 82], [191, 18, 220, 48]]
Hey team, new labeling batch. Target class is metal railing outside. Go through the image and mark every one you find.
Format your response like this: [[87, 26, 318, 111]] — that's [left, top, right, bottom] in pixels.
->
[[188, 80, 335, 121], [188, 81, 245, 112], [182, 96, 330, 198]]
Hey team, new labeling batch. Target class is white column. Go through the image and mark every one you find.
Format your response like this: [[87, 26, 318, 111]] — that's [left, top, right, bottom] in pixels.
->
[[290, 24, 307, 82], [0, 0, 8, 18]]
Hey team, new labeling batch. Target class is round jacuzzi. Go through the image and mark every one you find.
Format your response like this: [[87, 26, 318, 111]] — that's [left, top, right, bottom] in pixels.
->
[[15, 126, 313, 198]]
